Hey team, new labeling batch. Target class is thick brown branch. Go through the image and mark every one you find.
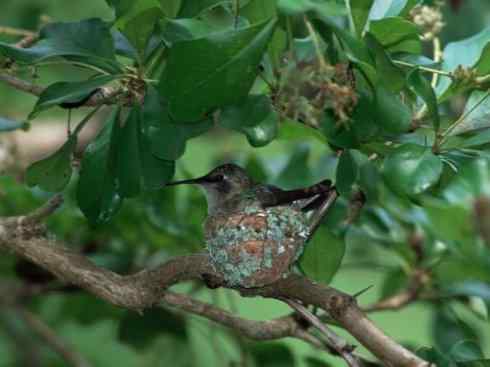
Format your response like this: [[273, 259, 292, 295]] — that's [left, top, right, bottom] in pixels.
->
[[0, 200, 429, 367]]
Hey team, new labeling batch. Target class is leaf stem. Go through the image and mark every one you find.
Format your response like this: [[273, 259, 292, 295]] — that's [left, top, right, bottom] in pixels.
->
[[393, 60, 452, 78]]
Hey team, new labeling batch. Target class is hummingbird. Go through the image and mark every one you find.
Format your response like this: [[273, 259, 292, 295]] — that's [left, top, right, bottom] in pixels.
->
[[167, 163, 335, 288]]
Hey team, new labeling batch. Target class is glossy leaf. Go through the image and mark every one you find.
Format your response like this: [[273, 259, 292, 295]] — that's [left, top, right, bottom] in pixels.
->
[[115, 108, 142, 197], [276, 0, 346, 17], [77, 109, 122, 225], [375, 85, 412, 134], [160, 19, 276, 122], [451, 341, 485, 363], [336, 149, 359, 196], [300, 227, 346, 285], [25, 137, 77, 192], [443, 159, 490, 206], [277, 119, 326, 144], [382, 143, 443, 197], [369, 0, 419, 20], [369, 16, 421, 54], [444, 281, 490, 301], [408, 69, 440, 132], [432, 306, 480, 353], [220, 94, 278, 147], [143, 87, 212, 160], [0, 18, 120, 73], [29, 75, 119, 120], [365, 33, 405, 92], [348, 0, 374, 37], [116, 105, 176, 197], [450, 90, 490, 136], [178, 0, 227, 17], [0, 117, 25, 132], [321, 92, 379, 148], [436, 26, 490, 100], [119, 7, 163, 57]]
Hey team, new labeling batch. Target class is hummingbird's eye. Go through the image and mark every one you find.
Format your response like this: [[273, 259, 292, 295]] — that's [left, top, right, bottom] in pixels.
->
[[216, 174, 225, 181]]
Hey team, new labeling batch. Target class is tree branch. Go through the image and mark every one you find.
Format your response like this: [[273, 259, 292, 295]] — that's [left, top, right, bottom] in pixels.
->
[[0, 198, 430, 367], [0, 72, 122, 107], [281, 298, 361, 367]]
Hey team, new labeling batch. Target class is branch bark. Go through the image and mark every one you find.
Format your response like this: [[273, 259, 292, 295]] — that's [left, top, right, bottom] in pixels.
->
[[0, 72, 121, 107], [0, 197, 430, 367]]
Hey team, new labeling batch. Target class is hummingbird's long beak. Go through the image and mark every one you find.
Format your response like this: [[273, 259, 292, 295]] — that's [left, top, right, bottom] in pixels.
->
[[166, 178, 202, 186], [166, 175, 218, 186]]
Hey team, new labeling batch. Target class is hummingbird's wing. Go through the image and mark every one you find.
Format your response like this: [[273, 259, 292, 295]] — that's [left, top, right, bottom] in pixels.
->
[[257, 180, 333, 209]]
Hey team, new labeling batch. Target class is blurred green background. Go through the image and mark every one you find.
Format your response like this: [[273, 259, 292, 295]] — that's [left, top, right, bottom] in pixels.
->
[[1, 1, 490, 366]]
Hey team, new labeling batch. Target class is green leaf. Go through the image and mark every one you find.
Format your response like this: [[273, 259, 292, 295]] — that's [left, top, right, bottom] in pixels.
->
[[304, 357, 334, 367], [29, 75, 119, 120], [443, 159, 490, 206], [77, 109, 123, 225], [0, 19, 120, 73], [163, 18, 233, 44], [250, 343, 295, 367], [369, 0, 419, 20], [321, 92, 379, 149], [336, 149, 359, 196], [369, 16, 421, 54], [380, 268, 409, 299], [25, 136, 77, 192], [276, 0, 346, 17], [375, 84, 412, 134], [143, 87, 212, 160], [314, 17, 372, 65], [178, 0, 228, 17], [436, 26, 490, 100], [382, 143, 443, 196], [300, 227, 345, 284], [365, 33, 405, 92], [432, 306, 480, 354], [277, 119, 326, 144], [424, 200, 475, 245], [450, 90, 490, 136], [160, 18, 276, 122], [451, 341, 485, 363], [0, 117, 26, 132], [116, 105, 176, 197], [118, 308, 187, 350], [220, 94, 278, 147], [444, 281, 490, 301], [416, 347, 453, 367], [408, 69, 440, 132], [347, 0, 374, 37], [115, 108, 142, 197], [118, 7, 163, 58]]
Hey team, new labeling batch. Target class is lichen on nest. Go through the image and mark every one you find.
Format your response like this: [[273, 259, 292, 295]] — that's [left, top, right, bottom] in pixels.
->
[[205, 205, 309, 288]]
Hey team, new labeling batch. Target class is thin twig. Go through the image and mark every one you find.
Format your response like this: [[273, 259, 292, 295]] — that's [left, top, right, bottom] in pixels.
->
[[281, 298, 361, 367]]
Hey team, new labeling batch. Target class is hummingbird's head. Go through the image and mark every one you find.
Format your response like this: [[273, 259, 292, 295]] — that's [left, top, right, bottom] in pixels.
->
[[167, 163, 254, 214]]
